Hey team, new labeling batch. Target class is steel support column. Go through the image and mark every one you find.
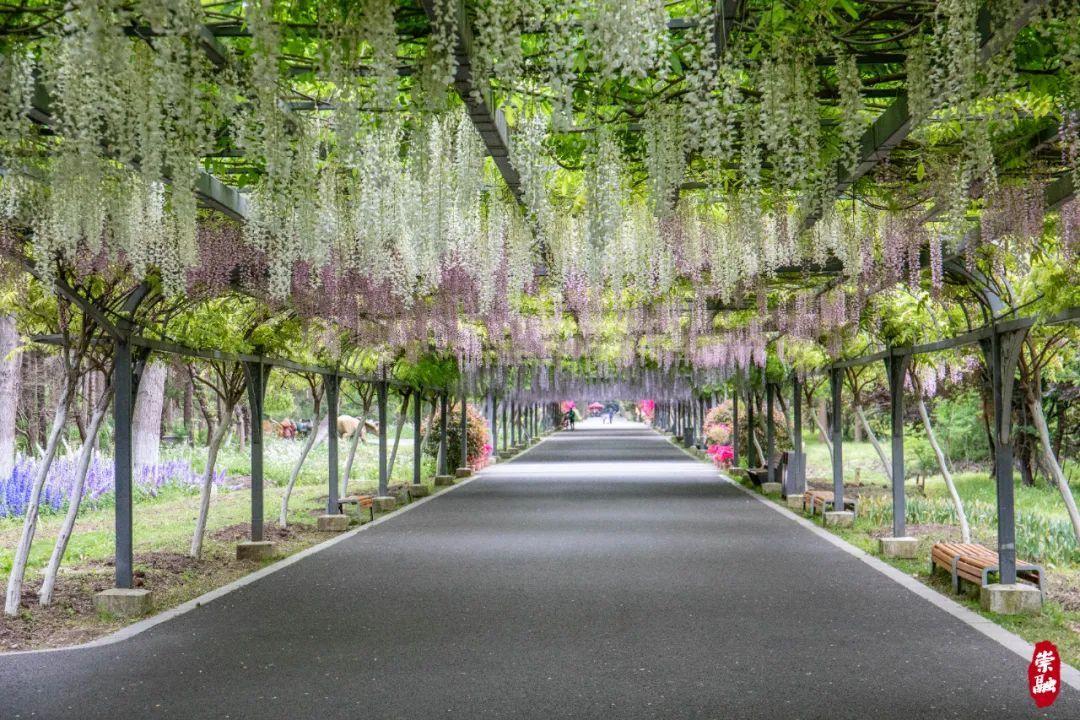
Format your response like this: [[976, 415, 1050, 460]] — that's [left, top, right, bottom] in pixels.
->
[[413, 388, 423, 485], [790, 374, 805, 496], [113, 339, 135, 589], [830, 368, 844, 510], [489, 393, 499, 460], [979, 328, 1026, 585], [766, 383, 776, 482], [885, 353, 911, 538], [732, 391, 739, 467], [377, 378, 388, 496], [501, 399, 508, 450], [459, 385, 468, 470], [745, 388, 755, 467], [438, 392, 449, 476], [244, 362, 269, 540]]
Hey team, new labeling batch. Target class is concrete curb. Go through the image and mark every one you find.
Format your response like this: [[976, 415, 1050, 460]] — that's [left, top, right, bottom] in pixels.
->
[[662, 432, 1080, 692]]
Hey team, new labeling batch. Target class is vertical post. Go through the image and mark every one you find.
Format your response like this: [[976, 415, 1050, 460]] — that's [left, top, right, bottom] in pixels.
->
[[244, 362, 268, 541], [325, 374, 340, 514], [830, 367, 844, 510], [885, 353, 910, 538], [438, 392, 449, 476], [745, 388, 754, 467], [980, 329, 1025, 585], [790, 374, 804, 496], [766, 383, 776, 482], [699, 396, 707, 446], [459, 385, 468, 471], [377, 378, 388, 496], [732, 391, 739, 467], [501, 399, 508, 450], [489, 393, 499, 460], [113, 339, 135, 589], [413, 388, 422, 485]]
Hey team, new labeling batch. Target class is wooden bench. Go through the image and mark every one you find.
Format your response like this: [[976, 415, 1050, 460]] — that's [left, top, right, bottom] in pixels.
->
[[930, 542, 1044, 599], [803, 490, 857, 519], [336, 494, 375, 522]]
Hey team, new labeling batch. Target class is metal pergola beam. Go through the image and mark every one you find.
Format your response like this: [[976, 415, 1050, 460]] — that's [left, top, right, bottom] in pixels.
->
[[27, 81, 247, 222], [418, 0, 521, 201], [803, 0, 1046, 230], [827, 305, 1080, 371]]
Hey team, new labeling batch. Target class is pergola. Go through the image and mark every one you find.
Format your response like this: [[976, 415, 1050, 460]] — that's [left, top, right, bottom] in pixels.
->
[[0, 0, 1078, 610]]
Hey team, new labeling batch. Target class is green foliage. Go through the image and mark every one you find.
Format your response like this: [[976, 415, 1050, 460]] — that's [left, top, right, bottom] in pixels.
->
[[932, 391, 991, 463], [424, 403, 491, 470]]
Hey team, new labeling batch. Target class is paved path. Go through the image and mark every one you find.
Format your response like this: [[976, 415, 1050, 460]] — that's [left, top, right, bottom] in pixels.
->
[[2, 420, 1077, 719]]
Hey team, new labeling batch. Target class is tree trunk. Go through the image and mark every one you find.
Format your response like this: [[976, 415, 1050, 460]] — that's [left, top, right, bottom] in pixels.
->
[[190, 411, 232, 558], [23, 353, 39, 454], [39, 382, 111, 605], [279, 409, 325, 528], [190, 368, 215, 443], [0, 315, 21, 482], [419, 396, 437, 456], [1027, 372, 1080, 543], [854, 404, 892, 482], [386, 391, 411, 479], [340, 422, 364, 498], [916, 396, 971, 542], [775, 392, 795, 446], [132, 360, 167, 472], [235, 404, 247, 451], [183, 375, 194, 444], [4, 374, 72, 615], [807, 391, 832, 460]]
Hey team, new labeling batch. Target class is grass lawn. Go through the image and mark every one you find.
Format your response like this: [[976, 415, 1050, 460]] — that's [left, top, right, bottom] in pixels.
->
[[0, 434, 443, 651]]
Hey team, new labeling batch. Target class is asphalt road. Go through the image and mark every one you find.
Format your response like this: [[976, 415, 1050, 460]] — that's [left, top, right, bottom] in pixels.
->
[[1, 420, 1076, 719]]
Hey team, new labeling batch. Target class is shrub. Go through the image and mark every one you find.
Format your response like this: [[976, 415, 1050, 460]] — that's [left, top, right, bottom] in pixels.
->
[[704, 399, 790, 454], [424, 402, 492, 470]]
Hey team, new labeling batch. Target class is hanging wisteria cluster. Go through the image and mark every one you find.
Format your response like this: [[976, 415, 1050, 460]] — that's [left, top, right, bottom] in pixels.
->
[[0, 0, 1077, 383]]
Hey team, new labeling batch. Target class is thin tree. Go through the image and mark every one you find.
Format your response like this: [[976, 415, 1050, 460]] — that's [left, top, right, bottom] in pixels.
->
[[845, 366, 892, 482], [189, 360, 247, 558], [1019, 330, 1080, 542], [4, 301, 89, 614], [340, 380, 375, 497], [0, 313, 21, 483], [909, 367, 971, 542], [386, 389, 412, 478], [39, 377, 112, 605], [279, 374, 325, 528]]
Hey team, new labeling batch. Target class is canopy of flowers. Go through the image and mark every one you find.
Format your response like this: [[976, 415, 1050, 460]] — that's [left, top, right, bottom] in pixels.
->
[[0, 0, 1077, 382]]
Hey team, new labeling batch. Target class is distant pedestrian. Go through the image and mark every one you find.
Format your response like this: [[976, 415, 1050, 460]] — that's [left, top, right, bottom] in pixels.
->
[[565, 410, 576, 430]]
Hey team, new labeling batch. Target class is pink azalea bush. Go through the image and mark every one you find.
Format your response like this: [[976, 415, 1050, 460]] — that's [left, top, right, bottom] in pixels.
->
[[706, 444, 735, 468]]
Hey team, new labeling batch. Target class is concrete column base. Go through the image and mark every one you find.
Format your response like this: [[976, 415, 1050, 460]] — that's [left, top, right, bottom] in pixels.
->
[[317, 514, 349, 532], [373, 496, 397, 512], [980, 583, 1041, 615], [785, 495, 805, 511], [760, 482, 782, 495], [455, 467, 473, 478], [94, 588, 151, 617], [823, 510, 855, 527], [236, 540, 276, 561], [878, 536, 919, 559], [434, 474, 455, 487], [409, 483, 430, 498], [531, 437, 541, 444]]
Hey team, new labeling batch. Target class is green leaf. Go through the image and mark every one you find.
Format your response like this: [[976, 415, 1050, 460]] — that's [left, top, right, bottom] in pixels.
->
[[837, 0, 860, 20]]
